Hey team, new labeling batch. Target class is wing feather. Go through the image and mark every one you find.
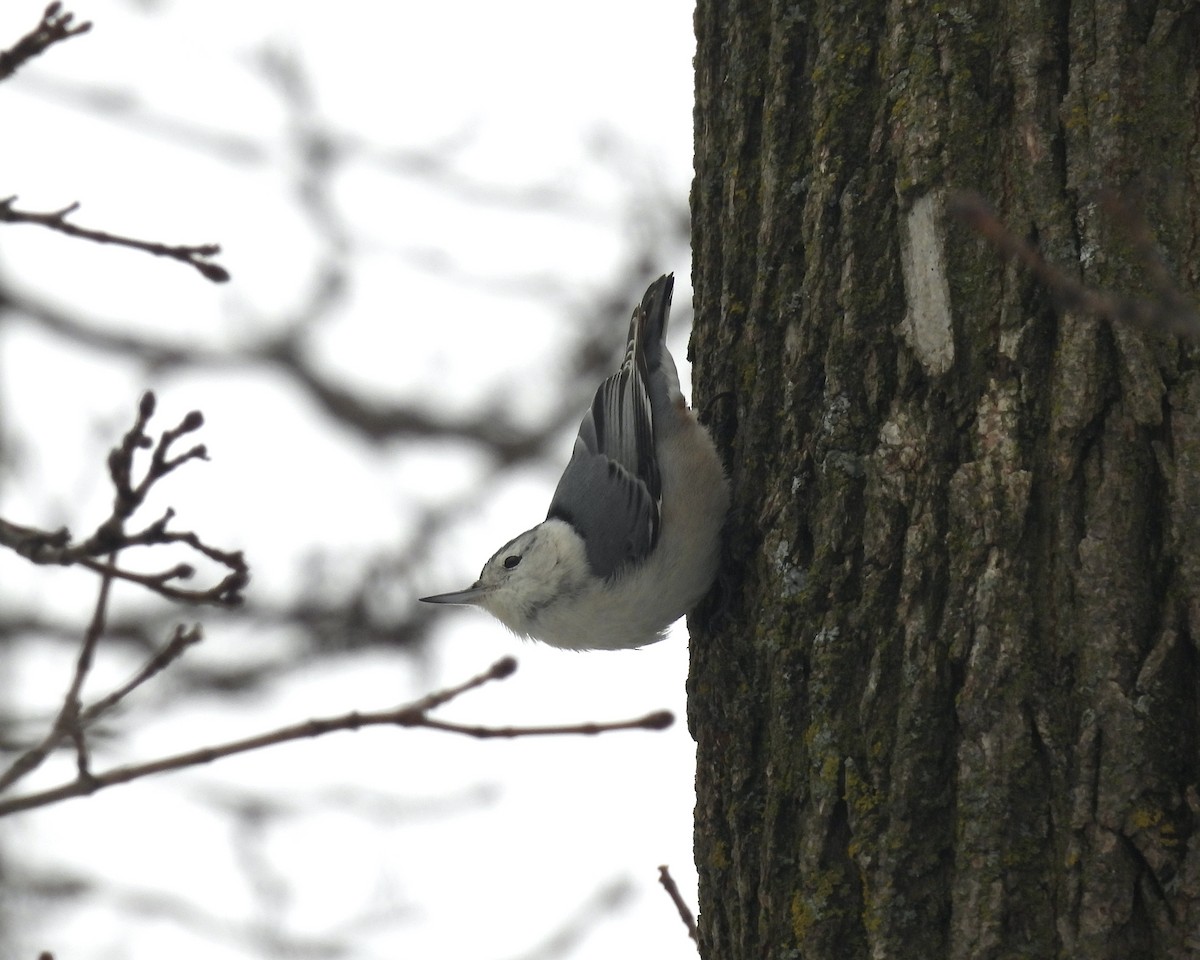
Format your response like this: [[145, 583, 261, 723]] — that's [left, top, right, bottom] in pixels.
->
[[546, 276, 672, 579]]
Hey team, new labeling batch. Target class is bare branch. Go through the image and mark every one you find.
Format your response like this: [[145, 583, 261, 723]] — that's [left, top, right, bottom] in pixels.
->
[[0, 657, 675, 816], [0, 3, 90, 82], [949, 189, 1200, 340], [0, 196, 229, 282], [417, 709, 675, 739], [0, 391, 249, 606], [65, 554, 116, 779], [657, 864, 699, 946], [0, 559, 116, 791], [80, 623, 203, 725], [0, 613, 203, 794]]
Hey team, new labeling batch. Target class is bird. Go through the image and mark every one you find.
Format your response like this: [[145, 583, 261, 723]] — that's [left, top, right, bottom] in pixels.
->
[[420, 274, 729, 650]]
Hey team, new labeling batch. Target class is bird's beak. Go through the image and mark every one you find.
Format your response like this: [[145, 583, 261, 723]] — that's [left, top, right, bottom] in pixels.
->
[[419, 583, 489, 606]]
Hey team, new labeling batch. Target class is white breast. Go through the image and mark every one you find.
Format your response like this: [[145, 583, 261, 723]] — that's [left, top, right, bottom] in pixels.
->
[[532, 406, 729, 651]]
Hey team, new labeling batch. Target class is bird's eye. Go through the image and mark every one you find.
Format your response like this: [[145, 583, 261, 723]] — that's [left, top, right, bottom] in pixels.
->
[[503, 555, 521, 570]]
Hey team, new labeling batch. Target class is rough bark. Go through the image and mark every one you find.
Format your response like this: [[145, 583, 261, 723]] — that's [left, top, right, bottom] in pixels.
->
[[688, 2, 1200, 958]]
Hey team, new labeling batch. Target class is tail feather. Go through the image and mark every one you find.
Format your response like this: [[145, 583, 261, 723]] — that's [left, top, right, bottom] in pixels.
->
[[627, 273, 672, 373]]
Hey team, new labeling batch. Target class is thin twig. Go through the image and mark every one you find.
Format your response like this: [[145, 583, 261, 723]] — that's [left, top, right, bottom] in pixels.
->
[[0, 657, 674, 817], [80, 623, 203, 725], [0, 556, 117, 792], [74, 554, 246, 605], [657, 865, 699, 945], [0, 3, 91, 82], [403, 654, 518, 711], [66, 551, 118, 778], [0, 656, 512, 813], [0, 392, 249, 606], [0, 622, 203, 794], [0, 196, 229, 282], [417, 710, 674, 739]]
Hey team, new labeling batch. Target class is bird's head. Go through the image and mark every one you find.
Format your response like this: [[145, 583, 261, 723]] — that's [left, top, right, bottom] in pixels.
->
[[419, 519, 589, 637]]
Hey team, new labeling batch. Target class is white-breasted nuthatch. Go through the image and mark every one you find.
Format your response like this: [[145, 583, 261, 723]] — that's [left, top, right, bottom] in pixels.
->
[[420, 274, 729, 650]]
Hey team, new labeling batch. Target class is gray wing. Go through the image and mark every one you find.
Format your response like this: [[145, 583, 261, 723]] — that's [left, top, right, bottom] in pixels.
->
[[546, 276, 672, 580]]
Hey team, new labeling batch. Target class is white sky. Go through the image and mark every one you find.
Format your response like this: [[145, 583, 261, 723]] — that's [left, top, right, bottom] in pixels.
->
[[0, 2, 704, 959]]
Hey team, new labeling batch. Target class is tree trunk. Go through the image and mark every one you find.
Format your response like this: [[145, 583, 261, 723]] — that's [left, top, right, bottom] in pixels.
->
[[688, 3, 1200, 958]]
